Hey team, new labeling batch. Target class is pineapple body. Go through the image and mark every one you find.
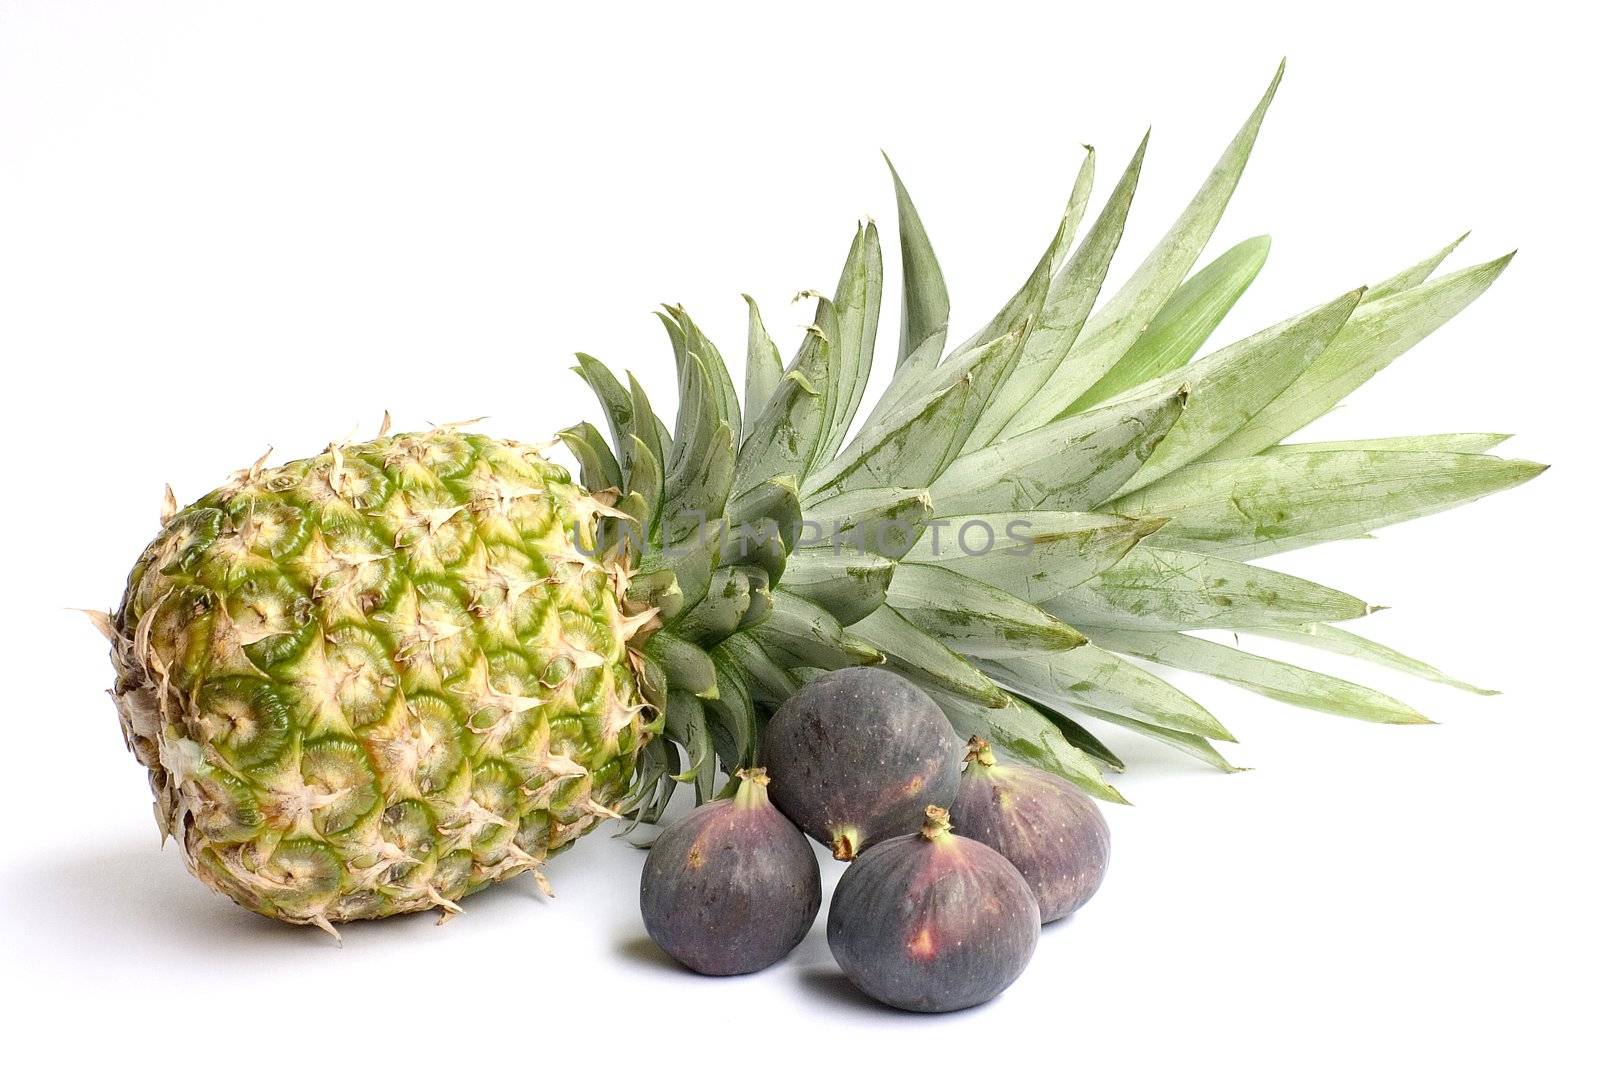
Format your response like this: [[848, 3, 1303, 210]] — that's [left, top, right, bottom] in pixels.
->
[[111, 431, 651, 929]]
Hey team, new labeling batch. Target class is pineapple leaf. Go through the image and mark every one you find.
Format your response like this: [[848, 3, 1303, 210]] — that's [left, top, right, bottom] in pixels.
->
[[819, 222, 885, 461], [1009, 61, 1284, 432], [1365, 232, 1468, 302], [754, 589, 885, 670], [901, 511, 1163, 604], [1015, 696, 1127, 771], [1116, 449, 1548, 561], [807, 326, 1025, 498], [663, 305, 741, 446], [926, 689, 1127, 803], [622, 432, 663, 537], [1241, 621, 1499, 696], [707, 648, 759, 770], [717, 632, 800, 706], [733, 300, 835, 497], [645, 630, 720, 700], [801, 485, 932, 562], [674, 566, 753, 646], [886, 561, 1086, 657], [1067, 704, 1245, 773], [1044, 545, 1372, 631], [741, 295, 784, 440], [847, 605, 1007, 708], [977, 138, 1148, 448], [664, 420, 735, 545], [573, 353, 637, 470], [946, 149, 1090, 364], [777, 548, 895, 627], [724, 475, 802, 582], [663, 689, 716, 800], [1201, 254, 1515, 460], [557, 421, 622, 495], [979, 644, 1234, 741], [664, 353, 724, 524], [1265, 433, 1511, 456], [1066, 234, 1271, 415], [1110, 287, 1364, 497], [931, 388, 1186, 517], [1083, 627, 1431, 724], [884, 153, 951, 366]]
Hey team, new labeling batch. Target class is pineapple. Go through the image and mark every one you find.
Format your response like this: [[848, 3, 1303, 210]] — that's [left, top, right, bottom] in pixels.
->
[[104, 64, 1544, 933]]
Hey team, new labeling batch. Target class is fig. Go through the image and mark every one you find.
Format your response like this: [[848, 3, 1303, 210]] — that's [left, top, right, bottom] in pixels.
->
[[949, 736, 1110, 923], [764, 667, 961, 860], [827, 805, 1040, 1012], [639, 768, 821, 976]]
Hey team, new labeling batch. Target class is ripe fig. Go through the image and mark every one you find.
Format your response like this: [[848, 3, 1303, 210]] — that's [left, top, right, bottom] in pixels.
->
[[827, 806, 1039, 1012], [764, 667, 961, 860], [639, 768, 821, 976], [949, 736, 1109, 923]]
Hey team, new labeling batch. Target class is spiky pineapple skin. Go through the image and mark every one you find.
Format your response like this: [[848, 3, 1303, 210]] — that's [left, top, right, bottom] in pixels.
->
[[110, 430, 651, 928]]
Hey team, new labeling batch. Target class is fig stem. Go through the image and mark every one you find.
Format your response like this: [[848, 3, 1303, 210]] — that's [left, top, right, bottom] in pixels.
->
[[733, 767, 771, 808], [965, 736, 997, 768], [831, 829, 860, 862], [920, 805, 952, 842]]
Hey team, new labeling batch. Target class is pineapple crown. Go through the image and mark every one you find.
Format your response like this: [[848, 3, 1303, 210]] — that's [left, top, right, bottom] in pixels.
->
[[561, 61, 1544, 824]]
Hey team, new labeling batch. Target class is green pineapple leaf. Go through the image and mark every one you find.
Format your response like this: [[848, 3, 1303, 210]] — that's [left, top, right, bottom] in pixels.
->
[[707, 648, 759, 771], [754, 589, 884, 670], [557, 421, 622, 495], [819, 222, 884, 461], [733, 299, 835, 497], [1066, 234, 1270, 415], [847, 605, 1007, 708], [927, 689, 1127, 803], [1365, 232, 1469, 302], [1014, 696, 1127, 771], [807, 326, 1025, 498], [975, 138, 1148, 448], [1265, 433, 1512, 456], [802, 485, 932, 561], [1241, 621, 1499, 696], [1010, 61, 1284, 432], [1110, 287, 1364, 497], [979, 642, 1234, 741], [777, 548, 895, 626], [1066, 705, 1245, 773], [901, 512, 1164, 604], [932, 388, 1186, 517], [662, 305, 741, 446], [663, 690, 716, 800], [886, 561, 1087, 657], [1044, 545, 1372, 631], [741, 294, 784, 437], [1083, 627, 1430, 724], [1116, 449, 1548, 561], [1202, 254, 1515, 460], [884, 153, 951, 366]]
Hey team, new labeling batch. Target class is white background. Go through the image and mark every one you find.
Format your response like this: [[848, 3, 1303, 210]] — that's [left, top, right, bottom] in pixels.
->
[[2, 2, 1594, 1063]]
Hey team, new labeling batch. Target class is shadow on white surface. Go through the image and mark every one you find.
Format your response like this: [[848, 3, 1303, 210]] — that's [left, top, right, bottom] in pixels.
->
[[613, 933, 683, 973], [6, 837, 561, 964]]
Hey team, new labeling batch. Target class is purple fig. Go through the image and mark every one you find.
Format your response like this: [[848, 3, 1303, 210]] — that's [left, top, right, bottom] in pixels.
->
[[764, 667, 961, 860], [639, 768, 821, 976], [827, 805, 1039, 1012], [949, 736, 1109, 923]]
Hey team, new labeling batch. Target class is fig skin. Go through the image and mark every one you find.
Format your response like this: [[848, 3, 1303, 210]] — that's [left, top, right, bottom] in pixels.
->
[[827, 806, 1040, 1013], [765, 667, 962, 861], [639, 768, 821, 976], [949, 737, 1110, 923]]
